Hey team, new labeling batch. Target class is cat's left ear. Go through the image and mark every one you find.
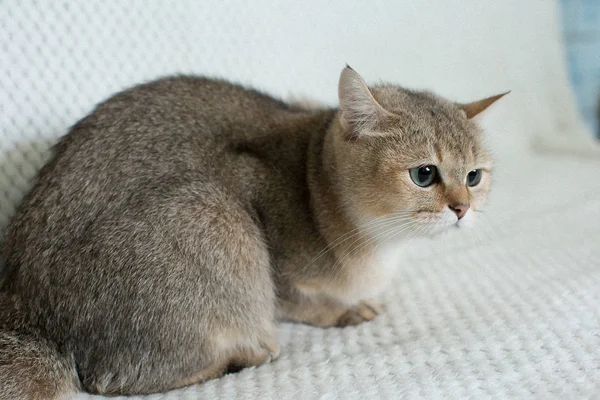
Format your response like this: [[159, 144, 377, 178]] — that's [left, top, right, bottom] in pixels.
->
[[338, 65, 394, 139], [458, 91, 510, 119]]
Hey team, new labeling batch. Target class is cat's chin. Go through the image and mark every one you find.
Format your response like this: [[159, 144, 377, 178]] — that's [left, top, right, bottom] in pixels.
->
[[429, 211, 476, 239], [456, 209, 475, 229], [417, 209, 475, 237], [421, 223, 456, 237]]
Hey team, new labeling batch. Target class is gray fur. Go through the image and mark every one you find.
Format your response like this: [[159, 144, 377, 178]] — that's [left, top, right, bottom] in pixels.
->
[[0, 69, 498, 398]]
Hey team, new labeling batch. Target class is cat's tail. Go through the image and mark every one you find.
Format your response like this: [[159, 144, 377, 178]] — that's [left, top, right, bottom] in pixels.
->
[[0, 319, 79, 400]]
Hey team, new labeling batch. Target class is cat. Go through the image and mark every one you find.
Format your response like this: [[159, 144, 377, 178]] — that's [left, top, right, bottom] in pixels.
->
[[0, 66, 506, 399]]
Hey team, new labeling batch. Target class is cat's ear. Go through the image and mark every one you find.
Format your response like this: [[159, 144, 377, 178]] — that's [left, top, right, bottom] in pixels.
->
[[458, 91, 510, 119], [338, 66, 393, 139]]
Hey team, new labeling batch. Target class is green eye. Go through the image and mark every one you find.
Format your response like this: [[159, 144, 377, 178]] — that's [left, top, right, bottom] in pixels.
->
[[466, 169, 482, 187], [409, 165, 437, 187]]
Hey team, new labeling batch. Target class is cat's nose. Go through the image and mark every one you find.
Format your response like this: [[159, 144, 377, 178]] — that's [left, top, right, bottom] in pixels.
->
[[449, 203, 469, 220]]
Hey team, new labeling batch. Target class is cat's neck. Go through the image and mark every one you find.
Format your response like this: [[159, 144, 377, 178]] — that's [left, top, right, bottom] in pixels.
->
[[307, 115, 367, 258], [305, 117, 401, 301]]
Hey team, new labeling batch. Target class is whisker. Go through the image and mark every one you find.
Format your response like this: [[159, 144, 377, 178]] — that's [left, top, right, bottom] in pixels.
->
[[298, 215, 412, 276], [366, 219, 421, 261], [330, 218, 421, 275], [308, 213, 405, 264]]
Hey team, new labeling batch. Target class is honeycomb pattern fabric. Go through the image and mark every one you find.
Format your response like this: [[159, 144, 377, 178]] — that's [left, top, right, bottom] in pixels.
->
[[1, 1, 599, 399]]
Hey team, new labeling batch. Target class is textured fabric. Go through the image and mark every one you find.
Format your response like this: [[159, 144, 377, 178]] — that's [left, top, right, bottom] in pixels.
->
[[1, 1, 599, 399]]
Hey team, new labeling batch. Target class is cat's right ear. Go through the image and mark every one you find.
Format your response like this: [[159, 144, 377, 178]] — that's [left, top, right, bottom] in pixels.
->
[[458, 91, 510, 119], [338, 66, 392, 140]]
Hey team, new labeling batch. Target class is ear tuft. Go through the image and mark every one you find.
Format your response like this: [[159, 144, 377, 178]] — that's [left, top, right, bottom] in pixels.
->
[[459, 91, 510, 119]]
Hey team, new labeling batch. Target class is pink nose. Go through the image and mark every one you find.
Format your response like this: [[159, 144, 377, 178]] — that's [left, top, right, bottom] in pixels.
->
[[449, 203, 469, 220]]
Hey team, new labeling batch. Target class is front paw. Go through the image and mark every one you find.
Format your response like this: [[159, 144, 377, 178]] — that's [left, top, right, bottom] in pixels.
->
[[336, 301, 383, 327]]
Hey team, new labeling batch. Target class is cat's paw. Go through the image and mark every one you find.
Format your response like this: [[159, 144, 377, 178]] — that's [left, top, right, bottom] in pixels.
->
[[261, 336, 281, 362], [226, 336, 281, 374], [336, 301, 383, 327]]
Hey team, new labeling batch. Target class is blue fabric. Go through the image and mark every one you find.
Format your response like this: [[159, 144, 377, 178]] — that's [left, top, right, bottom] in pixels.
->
[[560, 0, 600, 137]]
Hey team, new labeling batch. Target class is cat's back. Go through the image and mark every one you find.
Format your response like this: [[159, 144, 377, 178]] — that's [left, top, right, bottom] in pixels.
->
[[31, 75, 303, 184], [52, 75, 313, 185], [76, 75, 296, 147], [108, 75, 294, 123], [1, 76, 310, 268]]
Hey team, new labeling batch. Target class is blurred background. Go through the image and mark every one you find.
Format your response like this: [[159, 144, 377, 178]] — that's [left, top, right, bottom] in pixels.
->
[[561, 0, 600, 138]]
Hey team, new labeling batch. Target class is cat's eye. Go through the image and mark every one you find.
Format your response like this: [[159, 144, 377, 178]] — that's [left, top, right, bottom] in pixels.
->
[[466, 169, 482, 187], [409, 165, 437, 187]]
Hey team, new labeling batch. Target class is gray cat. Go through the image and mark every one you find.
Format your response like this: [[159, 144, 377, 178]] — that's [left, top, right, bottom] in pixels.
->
[[0, 66, 505, 399]]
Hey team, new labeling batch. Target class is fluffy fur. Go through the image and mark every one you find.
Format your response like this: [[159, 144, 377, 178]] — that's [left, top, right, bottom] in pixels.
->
[[0, 66, 504, 398]]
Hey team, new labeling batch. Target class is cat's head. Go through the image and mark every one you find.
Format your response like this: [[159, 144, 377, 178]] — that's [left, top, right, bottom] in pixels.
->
[[332, 66, 507, 238]]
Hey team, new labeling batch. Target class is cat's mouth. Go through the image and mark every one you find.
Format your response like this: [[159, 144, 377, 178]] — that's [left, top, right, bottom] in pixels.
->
[[413, 208, 473, 235], [359, 208, 475, 242], [455, 209, 474, 228]]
